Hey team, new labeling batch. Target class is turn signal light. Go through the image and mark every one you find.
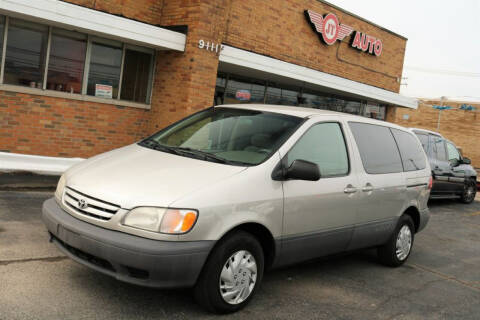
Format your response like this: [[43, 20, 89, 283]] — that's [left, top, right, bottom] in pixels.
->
[[428, 176, 433, 190]]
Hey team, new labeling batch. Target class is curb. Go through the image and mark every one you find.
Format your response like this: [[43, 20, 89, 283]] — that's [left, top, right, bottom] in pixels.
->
[[0, 172, 59, 191]]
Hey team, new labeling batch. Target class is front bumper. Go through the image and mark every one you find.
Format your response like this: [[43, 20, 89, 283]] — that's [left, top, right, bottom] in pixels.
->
[[417, 207, 430, 233], [42, 198, 214, 288]]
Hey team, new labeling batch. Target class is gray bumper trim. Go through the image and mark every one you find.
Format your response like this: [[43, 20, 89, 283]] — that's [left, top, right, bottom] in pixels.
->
[[418, 207, 430, 233], [42, 198, 214, 288]]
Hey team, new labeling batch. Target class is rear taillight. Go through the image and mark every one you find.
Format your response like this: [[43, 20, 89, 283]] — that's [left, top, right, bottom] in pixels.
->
[[428, 176, 433, 190]]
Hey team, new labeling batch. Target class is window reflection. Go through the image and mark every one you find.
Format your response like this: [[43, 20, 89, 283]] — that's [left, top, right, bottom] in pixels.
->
[[4, 19, 48, 88], [47, 29, 86, 94], [214, 74, 388, 120], [87, 41, 122, 99], [224, 78, 265, 104], [265, 85, 300, 106]]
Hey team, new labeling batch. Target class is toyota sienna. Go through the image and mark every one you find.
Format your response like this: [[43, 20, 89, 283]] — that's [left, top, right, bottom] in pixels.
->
[[42, 104, 431, 313]]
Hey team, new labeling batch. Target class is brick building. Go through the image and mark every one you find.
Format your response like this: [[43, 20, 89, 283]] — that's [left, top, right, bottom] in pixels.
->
[[0, 0, 417, 159]]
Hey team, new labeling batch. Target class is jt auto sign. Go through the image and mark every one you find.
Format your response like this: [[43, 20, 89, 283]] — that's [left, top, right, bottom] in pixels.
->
[[305, 10, 383, 56]]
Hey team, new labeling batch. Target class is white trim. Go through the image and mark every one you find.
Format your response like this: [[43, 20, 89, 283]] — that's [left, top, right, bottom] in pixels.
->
[[0, 152, 84, 175], [0, 0, 186, 51], [219, 45, 417, 109], [0, 84, 151, 109]]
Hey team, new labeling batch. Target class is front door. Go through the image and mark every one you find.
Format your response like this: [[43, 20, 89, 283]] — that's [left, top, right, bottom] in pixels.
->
[[431, 136, 455, 195], [280, 120, 360, 266], [446, 141, 466, 194]]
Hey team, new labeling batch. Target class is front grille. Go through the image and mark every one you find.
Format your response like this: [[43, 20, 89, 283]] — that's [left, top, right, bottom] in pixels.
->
[[63, 187, 120, 221]]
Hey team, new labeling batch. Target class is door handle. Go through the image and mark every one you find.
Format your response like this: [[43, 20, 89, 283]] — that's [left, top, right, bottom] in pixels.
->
[[362, 184, 374, 192], [344, 185, 358, 194]]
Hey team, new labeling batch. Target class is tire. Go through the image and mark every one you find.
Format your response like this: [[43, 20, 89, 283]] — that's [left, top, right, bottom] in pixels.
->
[[194, 231, 264, 314], [378, 215, 415, 267], [460, 179, 477, 204]]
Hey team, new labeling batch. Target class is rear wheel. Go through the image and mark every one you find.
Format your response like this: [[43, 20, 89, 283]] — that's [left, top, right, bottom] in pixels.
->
[[460, 179, 476, 204], [194, 231, 264, 314], [378, 215, 415, 267]]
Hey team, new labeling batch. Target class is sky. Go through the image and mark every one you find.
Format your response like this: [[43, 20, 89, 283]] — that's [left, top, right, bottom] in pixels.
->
[[331, 0, 480, 101]]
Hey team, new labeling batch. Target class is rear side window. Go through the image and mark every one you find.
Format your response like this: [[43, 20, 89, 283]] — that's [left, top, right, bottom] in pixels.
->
[[431, 136, 447, 161], [391, 129, 426, 171], [349, 122, 403, 174], [287, 122, 349, 177]]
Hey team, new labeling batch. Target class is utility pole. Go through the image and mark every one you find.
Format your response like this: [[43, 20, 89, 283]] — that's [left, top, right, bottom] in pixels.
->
[[437, 96, 446, 131]]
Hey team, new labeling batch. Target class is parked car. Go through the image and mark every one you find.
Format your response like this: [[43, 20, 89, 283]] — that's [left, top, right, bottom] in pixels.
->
[[411, 128, 478, 203], [43, 105, 431, 313]]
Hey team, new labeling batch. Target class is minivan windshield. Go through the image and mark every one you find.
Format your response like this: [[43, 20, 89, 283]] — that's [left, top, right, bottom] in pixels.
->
[[140, 107, 303, 166]]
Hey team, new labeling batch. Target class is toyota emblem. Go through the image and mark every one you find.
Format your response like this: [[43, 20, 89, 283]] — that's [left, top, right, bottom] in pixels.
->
[[78, 198, 88, 209]]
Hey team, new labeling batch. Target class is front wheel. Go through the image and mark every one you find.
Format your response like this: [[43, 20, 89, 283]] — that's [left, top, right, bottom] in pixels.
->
[[194, 231, 264, 314], [378, 215, 415, 267], [460, 179, 476, 204]]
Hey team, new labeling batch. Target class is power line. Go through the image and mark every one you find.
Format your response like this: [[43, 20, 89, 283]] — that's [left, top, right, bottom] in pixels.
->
[[404, 66, 480, 77]]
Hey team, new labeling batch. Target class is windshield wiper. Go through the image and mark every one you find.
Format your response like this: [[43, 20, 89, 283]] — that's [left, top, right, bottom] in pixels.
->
[[173, 147, 230, 164], [139, 140, 248, 166], [138, 139, 182, 156]]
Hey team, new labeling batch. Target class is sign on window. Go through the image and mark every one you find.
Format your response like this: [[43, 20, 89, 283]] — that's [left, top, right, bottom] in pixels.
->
[[95, 84, 113, 99]]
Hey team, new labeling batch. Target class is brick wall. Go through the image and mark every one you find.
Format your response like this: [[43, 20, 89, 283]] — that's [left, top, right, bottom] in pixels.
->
[[223, 0, 406, 92], [0, 0, 408, 159], [62, 0, 163, 25], [389, 101, 480, 167], [0, 91, 150, 158]]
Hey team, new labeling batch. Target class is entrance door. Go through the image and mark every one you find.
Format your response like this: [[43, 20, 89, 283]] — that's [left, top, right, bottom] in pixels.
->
[[280, 120, 360, 266]]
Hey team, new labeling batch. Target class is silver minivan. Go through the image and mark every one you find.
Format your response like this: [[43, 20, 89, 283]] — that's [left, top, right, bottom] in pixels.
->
[[42, 104, 431, 313]]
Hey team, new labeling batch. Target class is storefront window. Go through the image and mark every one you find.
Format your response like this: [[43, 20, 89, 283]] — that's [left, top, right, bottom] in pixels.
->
[[224, 77, 265, 104], [47, 29, 86, 94], [265, 84, 300, 106], [363, 103, 386, 120], [300, 91, 331, 109], [4, 18, 48, 88], [120, 48, 153, 103], [87, 40, 122, 99]]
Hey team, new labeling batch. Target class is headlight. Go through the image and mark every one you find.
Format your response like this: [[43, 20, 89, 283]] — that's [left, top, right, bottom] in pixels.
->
[[122, 207, 198, 234], [55, 174, 66, 202]]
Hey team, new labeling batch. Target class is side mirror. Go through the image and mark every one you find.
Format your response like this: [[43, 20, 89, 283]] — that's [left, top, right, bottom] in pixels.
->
[[462, 157, 471, 165], [285, 159, 320, 181]]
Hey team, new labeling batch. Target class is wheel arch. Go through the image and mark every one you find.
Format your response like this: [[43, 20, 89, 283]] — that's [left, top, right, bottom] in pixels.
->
[[214, 222, 277, 270], [403, 206, 420, 232]]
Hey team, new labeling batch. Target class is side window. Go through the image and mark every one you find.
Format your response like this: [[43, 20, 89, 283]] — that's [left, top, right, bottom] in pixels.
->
[[432, 136, 447, 161], [349, 122, 403, 174], [446, 142, 461, 162], [415, 133, 430, 156], [287, 123, 349, 177], [391, 129, 427, 171]]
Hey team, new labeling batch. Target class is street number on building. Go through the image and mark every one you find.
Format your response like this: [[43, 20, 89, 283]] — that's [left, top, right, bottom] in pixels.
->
[[198, 40, 224, 54]]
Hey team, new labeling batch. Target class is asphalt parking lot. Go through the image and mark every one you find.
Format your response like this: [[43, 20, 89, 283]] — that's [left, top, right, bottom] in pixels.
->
[[1, 191, 479, 319]]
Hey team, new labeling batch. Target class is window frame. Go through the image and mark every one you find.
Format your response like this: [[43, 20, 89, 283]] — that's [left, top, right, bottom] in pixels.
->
[[0, 15, 156, 105], [284, 121, 351, 179]]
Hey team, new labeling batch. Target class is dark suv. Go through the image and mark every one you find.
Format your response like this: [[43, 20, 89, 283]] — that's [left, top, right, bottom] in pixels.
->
[[412, 128, 477, 203]]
